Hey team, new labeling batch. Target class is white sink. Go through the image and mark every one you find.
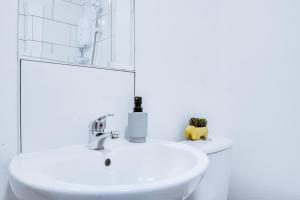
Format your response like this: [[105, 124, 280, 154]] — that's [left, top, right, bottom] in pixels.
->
[[9, 139, 208, 200]]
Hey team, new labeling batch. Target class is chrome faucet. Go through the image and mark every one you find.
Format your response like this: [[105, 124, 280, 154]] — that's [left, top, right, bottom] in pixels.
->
[[88, 114, 119, 150]]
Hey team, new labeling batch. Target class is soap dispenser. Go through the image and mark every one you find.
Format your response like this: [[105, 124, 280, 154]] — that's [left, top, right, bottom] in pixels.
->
[[127, 97, 148, 143]]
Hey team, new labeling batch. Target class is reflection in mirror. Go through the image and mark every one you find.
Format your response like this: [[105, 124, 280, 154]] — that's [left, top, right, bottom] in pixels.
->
[[18, 0, 134, 70]]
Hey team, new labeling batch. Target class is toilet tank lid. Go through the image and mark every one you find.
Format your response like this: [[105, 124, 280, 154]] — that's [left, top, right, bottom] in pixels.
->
[[180, 136, 233, 154]]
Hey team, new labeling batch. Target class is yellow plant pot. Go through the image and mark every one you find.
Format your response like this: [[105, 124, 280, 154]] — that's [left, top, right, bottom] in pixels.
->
[[185, 126, 208, 141]]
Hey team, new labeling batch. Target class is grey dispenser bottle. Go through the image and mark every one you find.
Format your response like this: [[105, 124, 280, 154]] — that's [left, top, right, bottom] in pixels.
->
[[127, 97, 148, 143]]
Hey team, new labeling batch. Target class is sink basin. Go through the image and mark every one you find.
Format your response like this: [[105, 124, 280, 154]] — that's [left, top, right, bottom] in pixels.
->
[[9, 139, 209, 200]]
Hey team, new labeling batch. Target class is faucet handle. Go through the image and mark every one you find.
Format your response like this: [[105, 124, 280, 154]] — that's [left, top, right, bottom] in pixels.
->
[[89, 114, 114, 135], [97, 114, 114, 122], [111, 130, 120, 139]]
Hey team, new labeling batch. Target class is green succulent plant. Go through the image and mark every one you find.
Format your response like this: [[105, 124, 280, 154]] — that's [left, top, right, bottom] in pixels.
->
[[189, 118, 207, 128]]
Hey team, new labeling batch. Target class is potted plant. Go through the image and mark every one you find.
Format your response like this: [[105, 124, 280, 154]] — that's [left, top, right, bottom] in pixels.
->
[[185, 118, 208, 141]]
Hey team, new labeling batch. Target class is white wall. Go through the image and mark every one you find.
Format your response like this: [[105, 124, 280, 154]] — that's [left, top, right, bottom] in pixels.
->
[[136, 0, 300, 200], [0, 0, 19, 199], [135, 0, 232, 141], [220, 0, 300, 199]]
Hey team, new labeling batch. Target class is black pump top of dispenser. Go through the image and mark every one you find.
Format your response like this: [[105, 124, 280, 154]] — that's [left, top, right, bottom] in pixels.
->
[[134, 96, 143, 112]]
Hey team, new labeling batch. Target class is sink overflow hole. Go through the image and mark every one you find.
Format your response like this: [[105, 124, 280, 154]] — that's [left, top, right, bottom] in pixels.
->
[[105, 159, 111, 166]]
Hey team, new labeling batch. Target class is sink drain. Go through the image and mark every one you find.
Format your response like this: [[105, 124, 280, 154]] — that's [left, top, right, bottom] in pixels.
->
[[105, 159, 111, 166]]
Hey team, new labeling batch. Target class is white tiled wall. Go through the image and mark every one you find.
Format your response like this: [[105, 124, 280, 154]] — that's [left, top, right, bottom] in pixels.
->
[[18, 0, 135, 70], [18, 0, 86, 64], [53, 0, 84, 25]]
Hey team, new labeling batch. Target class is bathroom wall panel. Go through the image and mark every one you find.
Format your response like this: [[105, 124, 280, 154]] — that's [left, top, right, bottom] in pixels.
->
[[20, 60, 134, 153]]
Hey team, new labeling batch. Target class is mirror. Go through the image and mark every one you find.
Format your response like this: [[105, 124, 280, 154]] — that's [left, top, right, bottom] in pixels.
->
[[18, 0, 134, 71]]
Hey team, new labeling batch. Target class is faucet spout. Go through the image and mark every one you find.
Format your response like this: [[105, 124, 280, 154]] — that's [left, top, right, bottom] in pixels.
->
[[88, 131, 119, 150]]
